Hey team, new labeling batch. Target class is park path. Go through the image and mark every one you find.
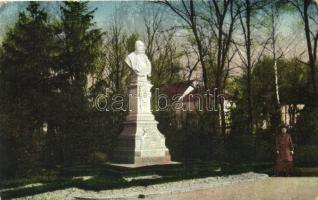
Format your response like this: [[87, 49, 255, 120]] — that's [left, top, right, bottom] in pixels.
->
[[139, 177, 318, 200]]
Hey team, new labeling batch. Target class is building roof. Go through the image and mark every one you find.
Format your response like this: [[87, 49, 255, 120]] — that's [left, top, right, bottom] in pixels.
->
[[160, 80, 236, 102]]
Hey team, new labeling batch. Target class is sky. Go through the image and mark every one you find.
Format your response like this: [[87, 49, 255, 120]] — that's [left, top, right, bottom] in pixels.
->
[[0, 1, 307, 60], [0, 2, 301, 32], [0, 1, 176, 41]]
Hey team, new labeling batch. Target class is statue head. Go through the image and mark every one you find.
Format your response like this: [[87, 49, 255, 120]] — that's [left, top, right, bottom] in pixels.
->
[[135, 40, 146, 54]]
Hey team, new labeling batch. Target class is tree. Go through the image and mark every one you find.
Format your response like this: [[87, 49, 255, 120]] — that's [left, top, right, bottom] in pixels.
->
[[288, 0, 318, 104], [57, 1, 104, 165], [102, 22, 131, 94], [201, 0, 240, 137], [90, 5, 132, 97], [262, 0, 285, 131], [234, 0, 268, 133], [251, 57, 307, 129], [142, 3, 181, 86], [266, 0, 281, 107], [160, 0, 209, 89], [0, 2, 57, 176]]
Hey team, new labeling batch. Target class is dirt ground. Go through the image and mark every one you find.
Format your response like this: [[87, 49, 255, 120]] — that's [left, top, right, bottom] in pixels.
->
[[138, 177, 318, 200]]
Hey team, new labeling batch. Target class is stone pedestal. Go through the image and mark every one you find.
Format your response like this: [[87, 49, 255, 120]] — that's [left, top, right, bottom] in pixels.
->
[[112, 76, 171, 165]]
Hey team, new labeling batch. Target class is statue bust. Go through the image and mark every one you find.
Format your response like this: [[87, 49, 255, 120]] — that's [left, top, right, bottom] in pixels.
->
[[125, 40, 151, 78]]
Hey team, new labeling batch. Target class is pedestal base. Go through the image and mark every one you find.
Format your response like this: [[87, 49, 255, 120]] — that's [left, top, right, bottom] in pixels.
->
[[112, 148, 171, 165], [106, 160, 179, 170], [112, 121, 171, 165]]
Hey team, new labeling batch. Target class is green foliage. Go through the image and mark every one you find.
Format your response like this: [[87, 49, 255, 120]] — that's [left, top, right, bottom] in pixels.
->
[[278, 58, 308, 104], [127, 33, 139, 53], [226, 56, 310, 164], [156, 110, 219, 161], [226, 130, 255, 163], [294, 145, 318, 166], [0, 1, 106, 177], [0, 2, 57, 177], [60, 1, 103, 76], [253, 129, 276, 162], [53, 1, 104, 166], [296, 107, 318, 145], [241, 57, 307, 130], [88, 151, 108, 165]]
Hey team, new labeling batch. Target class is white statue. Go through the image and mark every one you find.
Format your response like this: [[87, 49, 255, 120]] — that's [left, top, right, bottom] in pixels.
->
[[112, 40, 171, 165], [125, 40, 151, 78]]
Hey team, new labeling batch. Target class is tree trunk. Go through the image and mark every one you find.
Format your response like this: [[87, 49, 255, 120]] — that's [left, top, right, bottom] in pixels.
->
[[246, 0, 253, 133], [303, 0, 318, 101], [189, 1, 208, 89], [220, 99, 226, 139]]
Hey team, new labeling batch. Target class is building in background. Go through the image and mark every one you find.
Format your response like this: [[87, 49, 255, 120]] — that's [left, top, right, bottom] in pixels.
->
[[161, 80, 236, 131]]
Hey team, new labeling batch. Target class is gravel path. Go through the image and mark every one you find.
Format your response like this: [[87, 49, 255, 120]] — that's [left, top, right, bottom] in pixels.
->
[[144, 177, 318, 200], [15, 172, 268, 200]]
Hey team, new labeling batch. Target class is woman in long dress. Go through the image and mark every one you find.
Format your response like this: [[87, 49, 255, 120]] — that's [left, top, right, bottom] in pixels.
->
[[276, 127, 294, 176]]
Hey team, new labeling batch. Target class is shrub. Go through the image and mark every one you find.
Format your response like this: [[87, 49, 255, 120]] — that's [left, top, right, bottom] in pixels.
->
[[294, 145, 318, 166], [254, 129, 275, 162], [296, 107, 318, 145], [88, 151, 108, 165]]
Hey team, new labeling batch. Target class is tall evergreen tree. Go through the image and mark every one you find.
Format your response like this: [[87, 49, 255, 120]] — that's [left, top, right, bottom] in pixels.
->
[[58, 1, 103, 165], [0, 2, 57, 177]]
